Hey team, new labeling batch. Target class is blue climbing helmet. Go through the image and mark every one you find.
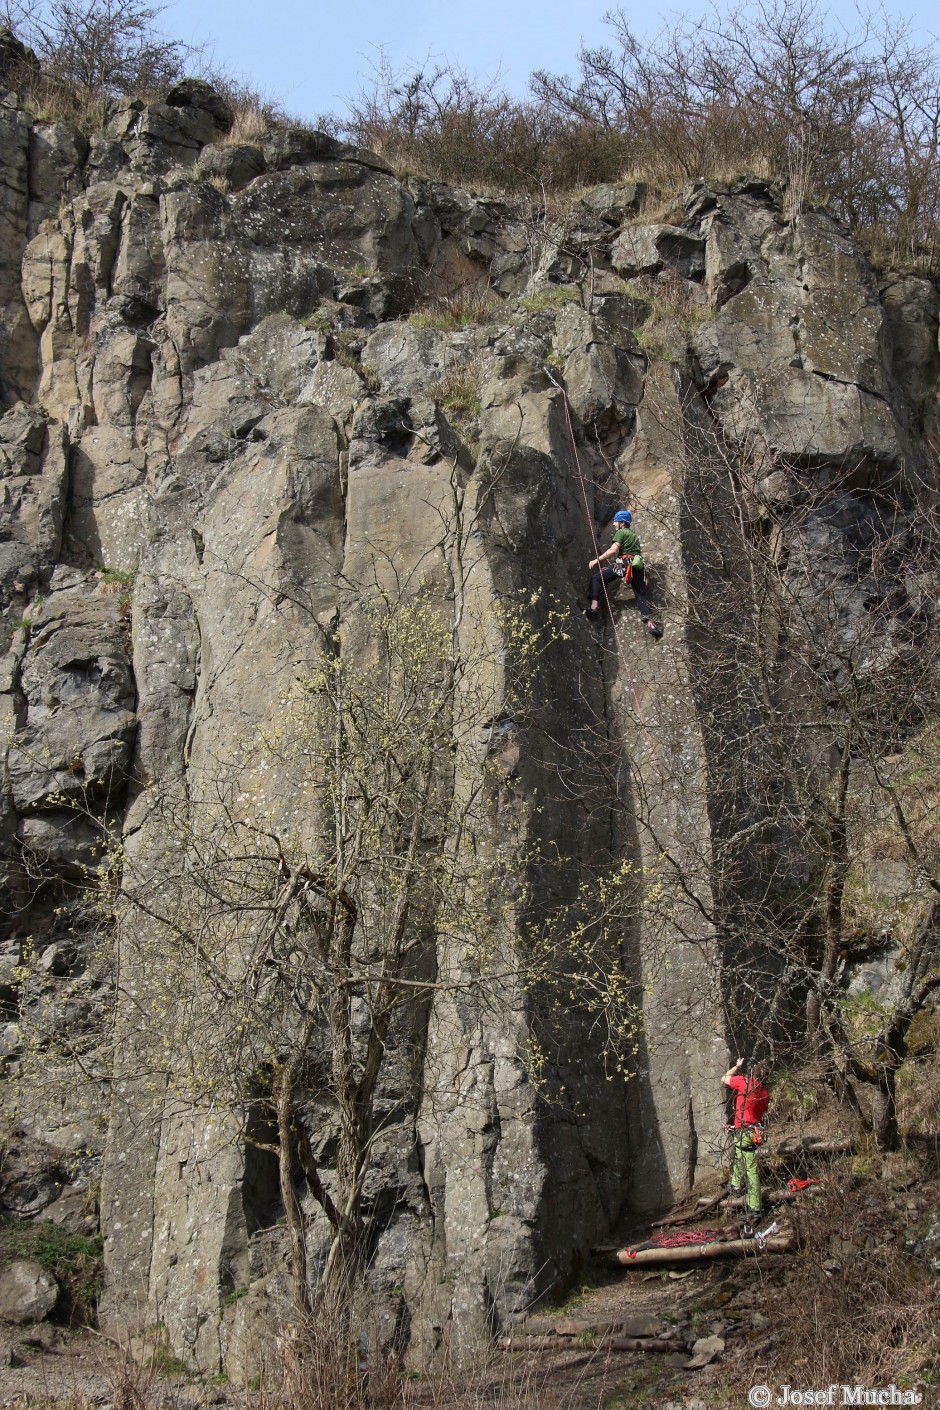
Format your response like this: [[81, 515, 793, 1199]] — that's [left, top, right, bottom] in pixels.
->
[[613, 509, 632, 525]]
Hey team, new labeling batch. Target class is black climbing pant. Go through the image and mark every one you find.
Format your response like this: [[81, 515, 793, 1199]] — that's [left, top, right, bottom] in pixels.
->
[[588, 564, 651, 620]]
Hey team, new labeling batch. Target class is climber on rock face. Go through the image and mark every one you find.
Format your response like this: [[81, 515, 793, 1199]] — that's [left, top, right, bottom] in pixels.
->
[[586, 509, 662, 636], [722, 1056, 769, 1237]]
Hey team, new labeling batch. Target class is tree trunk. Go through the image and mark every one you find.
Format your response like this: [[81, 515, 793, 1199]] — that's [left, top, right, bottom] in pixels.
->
[[775, 1134, 855, 1156], [809, 742, 852, 1049], [275, 1054, 312, 1319], [325, 903, 366, 1301], [872, 1062, 899, 1151]]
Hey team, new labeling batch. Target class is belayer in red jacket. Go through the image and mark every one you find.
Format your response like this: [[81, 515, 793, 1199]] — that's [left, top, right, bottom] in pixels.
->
[[722, 1057, 769, 1236]]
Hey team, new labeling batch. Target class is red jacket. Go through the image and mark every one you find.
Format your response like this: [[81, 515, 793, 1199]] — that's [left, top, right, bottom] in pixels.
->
[[727, 1075, 769, 1126]]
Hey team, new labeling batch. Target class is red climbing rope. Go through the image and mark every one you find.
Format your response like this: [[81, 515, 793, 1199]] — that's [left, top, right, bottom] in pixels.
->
[[625, 1227, 726, 1257]]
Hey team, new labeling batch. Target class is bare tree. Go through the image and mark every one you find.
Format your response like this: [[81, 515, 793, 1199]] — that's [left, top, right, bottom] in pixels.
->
[[2, 0, 187, 97]]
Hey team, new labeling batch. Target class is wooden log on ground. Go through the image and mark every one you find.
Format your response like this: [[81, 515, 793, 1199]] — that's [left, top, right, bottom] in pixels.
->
[[775, 1137, 854, 1156], [605, 1336, 687, 1347], [497, 1336, 569, 1351], [653, 1191, 725, 1227], [657, 1184, 825, 1227], [609, 1336, 690, 1353], [614, 1232, 793, 1266], [497, 1335, 689, 1353], [726, 1186, 826, 1208]]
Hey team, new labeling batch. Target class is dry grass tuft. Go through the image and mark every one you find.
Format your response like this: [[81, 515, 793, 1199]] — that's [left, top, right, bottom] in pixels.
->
[[408, 287, 502, 332], [218, 87, 282, 147], [621, 273, 712, 362], [430, 361, 483, 443]]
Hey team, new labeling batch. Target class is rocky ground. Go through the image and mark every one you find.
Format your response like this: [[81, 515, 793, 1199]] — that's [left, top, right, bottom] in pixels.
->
[[0, 1256, 774, 1409]]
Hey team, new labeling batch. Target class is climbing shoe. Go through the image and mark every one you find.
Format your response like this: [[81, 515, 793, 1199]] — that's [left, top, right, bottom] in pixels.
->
[[740, 1222, 755, 1240], [584, 607, 600, 621], [645, 618, 664, 638]]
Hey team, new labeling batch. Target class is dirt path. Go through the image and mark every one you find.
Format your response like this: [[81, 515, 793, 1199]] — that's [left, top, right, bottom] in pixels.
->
[[487, 1237, 783, 1409], [0, 1201, 799, 1408], [0, 1327, 229, 1409]]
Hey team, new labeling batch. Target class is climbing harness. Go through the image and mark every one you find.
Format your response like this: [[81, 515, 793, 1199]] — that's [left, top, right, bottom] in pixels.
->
[[724, 1121, 764, 1144]]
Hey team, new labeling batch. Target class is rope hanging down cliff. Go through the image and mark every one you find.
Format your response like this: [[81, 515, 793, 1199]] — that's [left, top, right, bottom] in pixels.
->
[[547, 371, 752, 1058], [544, 369, 662, 747]]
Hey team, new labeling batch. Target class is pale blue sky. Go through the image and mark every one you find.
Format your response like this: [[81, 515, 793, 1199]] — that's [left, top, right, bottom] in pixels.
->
[[165, 0, 940, 123]]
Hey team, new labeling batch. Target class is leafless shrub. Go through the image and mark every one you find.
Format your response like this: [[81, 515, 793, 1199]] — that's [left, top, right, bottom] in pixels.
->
[[2, 0, 187, 93], [256, 1285, 405, 1410], [0, 0, 190, 126], [0, 0, 295, 143], [101, 1338, 192, 1410], [339, 2, 940, 270], [785, 127, 815, 222], [344, 49, 630, 193]]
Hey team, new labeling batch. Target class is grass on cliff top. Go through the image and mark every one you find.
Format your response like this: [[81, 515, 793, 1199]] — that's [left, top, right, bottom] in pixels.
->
[[0, 1215, 103, 1325]]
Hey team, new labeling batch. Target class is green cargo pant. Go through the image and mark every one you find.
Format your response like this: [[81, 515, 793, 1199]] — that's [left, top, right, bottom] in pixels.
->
[[731, 1128, 762, 1215]]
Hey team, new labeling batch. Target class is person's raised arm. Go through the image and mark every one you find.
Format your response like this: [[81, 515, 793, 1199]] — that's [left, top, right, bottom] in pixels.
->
[[588, 543, 619, 570], [722, 1057, 745, 1087]]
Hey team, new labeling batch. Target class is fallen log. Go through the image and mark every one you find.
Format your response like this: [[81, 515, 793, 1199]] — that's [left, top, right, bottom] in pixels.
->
[[656, 1183, 825, 1228], [775, 1137, 854, 1156], [497, 1336, 572, 1351], [614, 1232, 793, 1266], [653, 1191, 725, 1227], [497, 1334, 689, 1353], [609, 1336, 690, 1353], [726, 1185, 826, 1208]]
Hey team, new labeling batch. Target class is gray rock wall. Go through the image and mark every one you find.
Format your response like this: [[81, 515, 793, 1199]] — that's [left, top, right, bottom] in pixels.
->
[[0, 82, 937, 1371]]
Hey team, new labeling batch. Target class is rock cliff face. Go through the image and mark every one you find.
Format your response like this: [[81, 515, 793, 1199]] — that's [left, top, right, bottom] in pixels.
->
[[0, 82, 937, 1371]]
